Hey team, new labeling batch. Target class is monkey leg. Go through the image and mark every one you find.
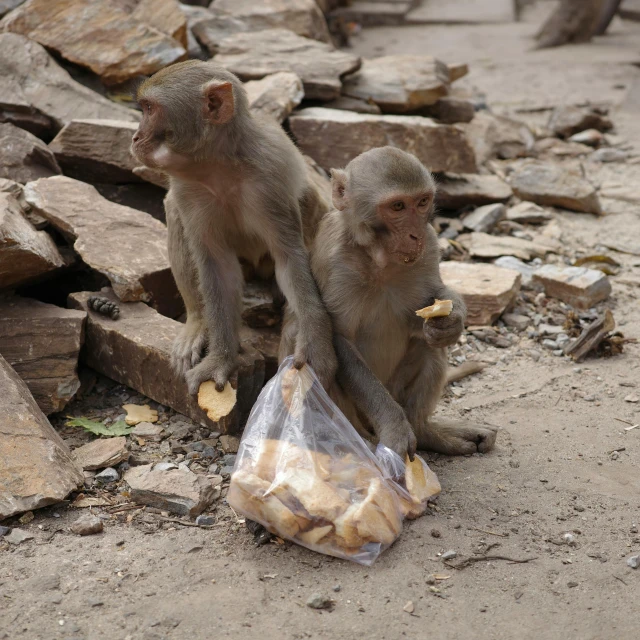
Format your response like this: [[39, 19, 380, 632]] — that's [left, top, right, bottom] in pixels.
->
[[392, 340, 498, 455]]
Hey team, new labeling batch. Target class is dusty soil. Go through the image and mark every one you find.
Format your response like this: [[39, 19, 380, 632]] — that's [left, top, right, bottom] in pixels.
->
[[2, 6, 640, 640]]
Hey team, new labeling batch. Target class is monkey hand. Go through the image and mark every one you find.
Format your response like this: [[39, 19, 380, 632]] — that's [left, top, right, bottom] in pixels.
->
[[185, 351, 238, 395], [171, 318, 208, 378], [294, 332, 338, 391], [422, 309, 464, 349], [378, 419, 417, 462]]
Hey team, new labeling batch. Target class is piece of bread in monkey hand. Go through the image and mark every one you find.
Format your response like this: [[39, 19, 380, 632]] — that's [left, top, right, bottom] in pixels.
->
[[415, 299, 453, 320], [197, 381, 237, 422], [280, 365, 314, 417]]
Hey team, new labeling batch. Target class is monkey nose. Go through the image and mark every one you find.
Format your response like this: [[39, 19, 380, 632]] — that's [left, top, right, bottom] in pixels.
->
[[132, 133, 140, 143]]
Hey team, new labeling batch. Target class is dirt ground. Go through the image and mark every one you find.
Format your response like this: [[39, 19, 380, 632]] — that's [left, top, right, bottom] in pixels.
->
[[2, 6, 640, 640]]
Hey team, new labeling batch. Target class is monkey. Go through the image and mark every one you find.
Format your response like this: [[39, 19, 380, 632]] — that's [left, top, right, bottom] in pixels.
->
[[279, 147, 498, 460], [131, 60, 337, 394]]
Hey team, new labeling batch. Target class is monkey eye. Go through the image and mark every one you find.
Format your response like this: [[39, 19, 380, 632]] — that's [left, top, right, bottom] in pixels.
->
[[391, 201, 404, 211], [146, 102, 153, 114], [418, 196, 431, 207]]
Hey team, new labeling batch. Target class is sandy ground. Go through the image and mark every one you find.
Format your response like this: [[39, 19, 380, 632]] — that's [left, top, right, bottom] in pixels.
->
[[2, 5, 640, 640]]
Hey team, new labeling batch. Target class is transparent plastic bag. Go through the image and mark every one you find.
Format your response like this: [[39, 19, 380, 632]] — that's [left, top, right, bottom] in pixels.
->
[[228, 357, 440, 566]]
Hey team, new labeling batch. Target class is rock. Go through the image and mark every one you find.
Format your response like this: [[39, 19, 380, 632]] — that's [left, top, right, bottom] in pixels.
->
[[0, 177, 22, 198], [441, 549, 457, 560], [48, 119, 140, 184], [195, 514, 215, 526], [502, 313, 530, 331], [68, 289, 265, 433], [563, 310, 615, 362], [533, 137, 592, 159], [1, 0, 186, 86], [219, 435, 240, 454], [532, 265, 611, 309], [323, 95, 382, 115], [406, 0, 515, 24], [70, 513, 103, 536], [0, 193, 64, 290], [422, 97, 475, 124], [0, 123, 61, 183], [463, 112, 534, 164], [306, 593, 333, 610], [0, 297, 85, 414], [187, 6, 250, 57], [214, 0, 331, 43], [509, 161, 601, 215], [0, 33, 139, 138], [132, 422, 165, 441], [436, 173, 512, 210], [244, 72, 304, 123], [94, 467, 119, 484], [627, 555, 640, 569], [624, 394, 638, 403], [589, 148, 628, 163], [342, 55, 450, 113], [494, 256, 537, 286], [462, 204, 506, 233], [0, 1, 24, 19], [548, 106, 612, 138], [215, 29, 361, 101], [289, 107, 477, 173], [460, 232, 555, 261], [447, 62, 469, 82], [130, 0, 187, 47], [0, 354, 83, 519], [24, 177, 181, 316], [440, 262, 521, 326], [333, 1, 414, 27], [132, 166, 169, 190], [4, 528, 34, 544], [568, 129, 603, 147], [505, 202, 552, 225], [124, 464, 219, 516], [242, 281, 282, 328], [72, 437, 128, 471]]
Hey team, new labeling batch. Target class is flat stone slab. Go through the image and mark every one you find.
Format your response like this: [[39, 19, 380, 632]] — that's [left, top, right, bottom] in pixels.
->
[[68, 290, 265, 434], [440, 261, 522, 326], [505, 202, 553, 224], [289, 107, 477, 173], [532, 265, 611, 310], [0, 296, 85, 414], [436, 173, 512, 210], [0, 354, 83, 519], [459, 231, 557, 261], [406, 0, 516, 24], [24, 176, 181, 316], [462, 204, 506, 233], [0, 123, 61, 184], [72, 437, 128, 471], [245, 72, 304, 123]]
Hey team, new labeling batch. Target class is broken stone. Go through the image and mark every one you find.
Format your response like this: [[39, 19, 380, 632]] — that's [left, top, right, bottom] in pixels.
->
[[219, 434, 240, 454], [462, 112, 534, 164], [406, 0, 515, 24], [323, 95, 382, 115], [72, 437, 128, 471], [0, 33, 139, 138], [589, 148, 628, 163], [0, 297, 85, 414], [627, 555, 640, 569], [505, 201, 553, 225], [447, 62, 469, 82], [0, 177, 22, 198], [563, 309, 615, 362], [124, 464, 219, 517], [123, 404, 158, 426], [130, 0, 187, 47], [436, 173, 512, 210], [214, 0, 331, 43], [48, 119, 140, 184], [245, 72, 304, 123], [4, 528, 34, 544], [440, 262, 521, 326], [547, 106, 612, 139], [509, 161, 602, 215], [421, 97, 475, 124], [215, 28, 361, 101], [187, 6, 250, 57], [70, 513, 103, 536], [462, 204, 506, 233], [289, 107, 477, 173], [0, 1, 24, 19], [460, 232, 555, 261], [533, 137, 592, 159], [1, 0, 186, 86], [24, 177, 181, 316], [0, 123, 61, 183], [568, 129, 603, 147], [342, 55, 450, 113], [132, 422, 164, 441], [68, 289, 265, 433], [533, 265, 611, 309], [0, 193, 64, 290], [94, 467, 119, 484], [306, 593, 333, 610], [502, 313, 530, 331], [0, 354, 83, 519]]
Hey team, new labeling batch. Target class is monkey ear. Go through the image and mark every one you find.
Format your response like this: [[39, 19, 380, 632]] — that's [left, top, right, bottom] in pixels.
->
[[330, 169, 348, 211], [202, 81, 235, 125]]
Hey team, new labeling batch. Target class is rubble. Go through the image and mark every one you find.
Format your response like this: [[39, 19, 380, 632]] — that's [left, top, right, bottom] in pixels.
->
[[547, 106, 612, 138], [436, 173, 512, 210], [70, 513, 103, 536], [0, 33, 139, 138], [563, 309, 615, 362], [124, 464, 220, 517], [440, 262, 521, 326], [289, 108, 477, 173], [0, 123, 61, 183], [533, 265, 612, 309], [245, 72, 304, 123], [68, 290, 265, 433], [462, 204, 506, 233], [505, 202, 553, 224], [48, 120, 141, 184], [463, 112, 534, 164], [494, 256, 538, 287], [459, 232, 555, 261], [502, 313, 530, 331], [132, 422, 164, 441], [0, 354, 83, 519], [509, 161, 602, 215], [0, 193, 64, 290], [0, 297, 85, 414], [421, 97, 475, 124], [72, 437, 128, 471], [215, 28, 361, 100], [24, 177, 181, 316], [1, 0, 186, 86]]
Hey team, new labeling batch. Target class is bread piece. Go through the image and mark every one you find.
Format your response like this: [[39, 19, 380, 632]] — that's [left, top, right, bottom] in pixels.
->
[[281, 365, 314, 416], [368, 477, 402, 536], [297, 525, 333, 546], [415, 299, 453, 320], [252, 439, 331, 483], [198, 381, 237, 422], [353, 478, 398, 545], [405, 455, 441, 504], [333, 504, 366, 548], [398, 494, 427, 520], [330, 455, 378, 491]]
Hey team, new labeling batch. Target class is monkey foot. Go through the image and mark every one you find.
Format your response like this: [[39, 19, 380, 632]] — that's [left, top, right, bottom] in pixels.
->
[[421, 418, 498, 456], [171, 321, 207, 378], [185, 352, 237, 395]]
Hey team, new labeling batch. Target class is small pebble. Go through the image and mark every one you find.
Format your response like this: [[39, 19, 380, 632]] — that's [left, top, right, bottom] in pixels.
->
[[0, 525, 11, 537], [567, 581, 578, 588], [154, 462, 178, 471], [195, 515, 216, 526], [95, 467, 119, 484], [431, 529, 441, 538], [624, 394, 639, 403], [70, 514, 103, 536], [627, 555, 639, 569], [441, 550, 457, 560], [306, 593, 333, 610], [5, 528, 34, 544], [332, 584, 341, 592]]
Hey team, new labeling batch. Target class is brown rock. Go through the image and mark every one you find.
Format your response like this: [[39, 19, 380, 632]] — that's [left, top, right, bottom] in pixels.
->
[[436, 173, 512, 210], [0, 297, 85, 414], [72, 437, 128, 471], [0, 354, 83, 519], [0, 1, 24, 19], [505, 202, 553, 224], [48, 119, 139, 184], [342, 55, 450, 113], [131, 0, 187, 47], [245, 72, 304, 123], [462, 204, 506, 233], [0, 193, 64, 290], [215, 28, 361, 101], [0, 123, 61, 183], [70, 513, 103, 535], [447, 62, 469, 82], [323, 96, 382, 115], [548, 106, 613, 138], [0, 33, 139, 138], [68, 289, 265, 434], [124, 464, 219, 516], [0, 177, 22, 198], [509, 161, 602, 215], [131, 422, 165, 441], [132, 166, 169, 190], [463, 112, 534, 165], [289, 107, 477, 173], [533, 137, 592, 158], [532, 265, 611, 309], [333, 1, 414, 27], [219, 434, 240, 454], [440, 261, 521, 326], [24, 177, 181, 316], [459, 231, 556, 261], [422, 97, 475, 124], [187, 6, 250, 57], [239, 325, 281, 380]]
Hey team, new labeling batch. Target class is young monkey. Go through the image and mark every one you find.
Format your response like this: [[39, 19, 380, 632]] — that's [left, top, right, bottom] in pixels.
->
[[280, 147, 498, 459]]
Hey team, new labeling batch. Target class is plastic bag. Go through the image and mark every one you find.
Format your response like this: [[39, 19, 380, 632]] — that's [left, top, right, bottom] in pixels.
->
[[228, 357, 440, 566]]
